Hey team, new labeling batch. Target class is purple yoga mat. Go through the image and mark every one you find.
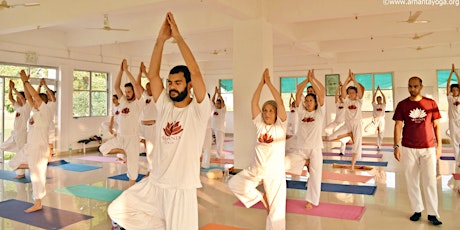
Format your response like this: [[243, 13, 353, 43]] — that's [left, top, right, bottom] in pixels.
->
[[323, 152, 383, 158]]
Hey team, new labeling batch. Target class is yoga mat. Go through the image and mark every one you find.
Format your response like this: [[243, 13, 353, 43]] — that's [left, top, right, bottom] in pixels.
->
[[332, 147, 393, 152], [200, 223, 248, 230], [234, 199, 365, 220], [201, 166, 225, 172], [321, 171, 374, 183], [323, 159, 388, 167], [47, 159, 69, 166], [440, 156, 455, 161], [210, 158, 234, 164], [286, 180, 377, 195], [362, 143, 392, 146], [453, 173, 460, 180], [55, 184, 123, 202], [443, 149, 454, 153], [52, 163, 102, 172], [322, 152, 383, 158], [332, 164, 373, 170], [77, 155, 122, 164], [108, 173, 146, 182], [0, 199, 93, 229], [0, 170, 31, 183]]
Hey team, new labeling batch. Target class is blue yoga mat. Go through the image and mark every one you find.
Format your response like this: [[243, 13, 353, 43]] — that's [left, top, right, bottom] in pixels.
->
[[200, 165, 225, 172], [55, 184, 123, 202], [47, 159, 69, 166], [108, 173, 146, 182], [323, 159, 388, 167], [52, 163, 102, 172], [332, 147, 393, 152], [0, 199, 93, 229], [0, 170, 31, 183], [286, 180, 377, 195], [440, 156, 455, 161]]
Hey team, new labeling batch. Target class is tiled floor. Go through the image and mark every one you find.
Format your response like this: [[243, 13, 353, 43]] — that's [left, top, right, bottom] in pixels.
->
[[0, 137, 459, 230]]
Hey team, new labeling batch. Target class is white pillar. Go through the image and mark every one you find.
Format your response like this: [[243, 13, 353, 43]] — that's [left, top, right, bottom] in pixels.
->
[[233, 18, 274, 168]]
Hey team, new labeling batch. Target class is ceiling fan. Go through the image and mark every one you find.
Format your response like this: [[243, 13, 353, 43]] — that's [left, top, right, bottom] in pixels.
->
[[399, 11, 430, 23], [0, 0, 39, 9], [87, 14, 129, 31]]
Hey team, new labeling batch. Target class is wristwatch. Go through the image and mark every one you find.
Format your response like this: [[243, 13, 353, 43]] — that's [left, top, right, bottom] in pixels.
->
[[393, 144, 399, 149]]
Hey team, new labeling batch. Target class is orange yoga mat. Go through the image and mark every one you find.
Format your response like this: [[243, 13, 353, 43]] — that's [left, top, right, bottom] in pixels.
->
[[200, 223, 248, 230]]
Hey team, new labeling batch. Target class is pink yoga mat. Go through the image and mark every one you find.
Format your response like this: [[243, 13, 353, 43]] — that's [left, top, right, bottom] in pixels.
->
[[77, 156, 122, 164], [453, 173, 460, 180], [298, 171, 374, 183], [233, 199, 365, 220]]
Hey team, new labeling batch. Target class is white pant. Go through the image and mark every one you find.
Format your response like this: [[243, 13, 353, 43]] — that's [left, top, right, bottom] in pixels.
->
[[108, 180, 198, 230], [214, 130, 225, 157], [201, 127, 213, 168], [329, 120, 362, 158], [9, 143, 48, 200], [228, 170, 286, 230], [0, 128, 27, 153], [364, 117, 385, 147], [324, 121, 343, 136], [401, 146, 439, 216], [448, 121, 460, 165], [285, 148, 323, 206], [140, 124, 156, 171], [99, 137, 125, 160], [118, 135, 141, 181]]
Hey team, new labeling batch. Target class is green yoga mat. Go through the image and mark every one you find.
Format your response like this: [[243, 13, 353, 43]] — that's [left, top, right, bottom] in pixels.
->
[[55, 184, 123, 202]]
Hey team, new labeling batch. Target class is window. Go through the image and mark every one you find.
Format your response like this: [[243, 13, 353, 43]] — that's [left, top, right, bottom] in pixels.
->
[[437, 69, 459, 111], [355, 72, 394, 112], [280, 76, 307, 111], [219, 79, 234, 111], [73, 70, 108, 117]]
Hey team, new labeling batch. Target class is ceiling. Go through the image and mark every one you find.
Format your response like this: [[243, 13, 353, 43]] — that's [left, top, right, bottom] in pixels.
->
[[1, 0, 460, 72]]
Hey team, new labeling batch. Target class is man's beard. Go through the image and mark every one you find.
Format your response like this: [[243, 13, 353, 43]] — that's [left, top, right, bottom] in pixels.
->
[[169, 89, 188, 102]]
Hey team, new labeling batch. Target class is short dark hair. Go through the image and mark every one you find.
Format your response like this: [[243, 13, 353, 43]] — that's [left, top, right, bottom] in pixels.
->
[[306, 93, 318, 110], [346, 86, 357, 94], [169, 65, 191, 83], [18, 91, 25, 99], [451, 83, 460, 92], [124, 82, 133, 89], [376, 96, 382, 99], [39, 93, 48, 103], [113, 94, 118, 100], [409, 76, 423, 85]]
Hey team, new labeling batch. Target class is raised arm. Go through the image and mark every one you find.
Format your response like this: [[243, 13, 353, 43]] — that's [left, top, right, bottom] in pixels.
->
[[41, 78, 56, 102], [341, 70, 352, 100], [168, 13, 206, 103], [211, 86, 218, 106], [137, 62, 146, 94], [122, 60, 143, 100], [334, 82, 341, 104], [217, 87, 225, 107], [379, 86, 387, 104], [447, 63, 457, 96], [147, 14, 170, 102], [8, 80, 16, 105], [350, 72, 364, 99], [309, 70, 325, 106], [114, 61, 124, 99], [372, 87, 378, 103], [20, 70, 42, 109], [252, 73, 264, 119], [295, 70, 311, 107], [264, 68, 286, 121]]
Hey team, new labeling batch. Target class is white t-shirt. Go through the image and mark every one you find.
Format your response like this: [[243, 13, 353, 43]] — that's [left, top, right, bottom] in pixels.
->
[[334, 102, 345, 124], [117, 96, 143, 136], [211, 105, 226, 132], [447, 95, 460, 123], [28, 102, 52, 146], [296, 104, 324, 150], [247, 114, 287, 177], [372, 102, 386, 118], [47, 101, 57, 131], [139, 91, 157, 122], [14, 102, 31, 131], [149, 90, 211, 189], [344, 98, 362, 122]]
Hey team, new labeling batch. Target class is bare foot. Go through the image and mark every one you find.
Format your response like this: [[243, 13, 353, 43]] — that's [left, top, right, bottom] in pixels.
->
[[129, 180, 136, 186], [145, 171, 150, 177], [349, 165, 355, 172], [304, 202, 313, 209], [14, 174, 25, 179], [24, 201, 42, 213]]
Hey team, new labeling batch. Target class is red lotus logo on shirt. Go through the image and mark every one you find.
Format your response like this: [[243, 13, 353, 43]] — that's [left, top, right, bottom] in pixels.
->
[[121, 107, 130, 114], [213, 112, 219, 116], [146, 99, 151, 104], [16, 112, 20, 117], [338, 106, 344, 109], [115, 110, 120, 115], [163, 121, 183, 136], [29, 118, 34, 125], [348, 105, 357, 110], [302, 117, 315, 122], [258, 133, 274, 143], [376, 108, 383, 111], [454, 101, 460, 106]]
